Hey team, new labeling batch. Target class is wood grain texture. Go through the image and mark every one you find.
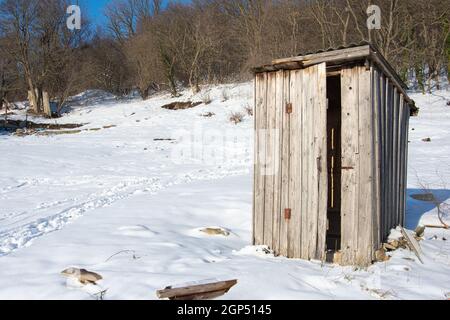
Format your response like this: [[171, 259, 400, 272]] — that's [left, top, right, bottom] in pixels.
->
[[380, 73, 388, 241], [399, 96, 407, 227], [340, 67, 359, 265], [299, 67, 308, 259], [315, 63, 328, 261], [253, 73, 267, 245], [289, 69, 303, 258], [156, 280, 238, 300], [404, 108, 410, 227], [398, 95, 403, 228], [386, 81, 394, 232], [371, 65, 381, 252], [392, 88, 400, 228], [279, 70, 291, 257], [356, 66, 374, 266], [271, 70, 284, 253], [263, 72, 277, 248], [253, 61, 411, 266], [305, 66, 317, 260]]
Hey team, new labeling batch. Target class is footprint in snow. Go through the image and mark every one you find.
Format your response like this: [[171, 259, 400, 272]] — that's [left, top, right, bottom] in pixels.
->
[[116, 225, 157, 238]]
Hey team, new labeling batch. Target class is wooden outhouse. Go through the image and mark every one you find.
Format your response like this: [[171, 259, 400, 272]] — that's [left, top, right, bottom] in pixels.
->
[[252, 44, 416, 266]]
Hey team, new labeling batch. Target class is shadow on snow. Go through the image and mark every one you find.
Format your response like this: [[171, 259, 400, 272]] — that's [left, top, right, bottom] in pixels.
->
[[406, 188, 450, 229]]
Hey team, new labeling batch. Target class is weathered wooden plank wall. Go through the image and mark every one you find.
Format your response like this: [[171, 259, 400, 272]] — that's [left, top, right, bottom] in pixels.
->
[[263, 72, 276, 248], [271, 71, 284, 254], [290, 68, 303, 258], [371, 65, 381, 253], [279, 70, 290, 257], [357, 65, 375, 266], [285, 70, 304, 258], [316, 64, 328, 261], [379, 71, 388, 242], [403, 107, 410, 227], [393, 89, 400, 228], [296, 63, 327, 261], [254, 61, 410, 266], [253, 72, 267, 246], [340, 67, 360, 265], [254, 64, 327, 261], [341, 65, 381, 266], [399, 98, 406, 228], [387, 81, 395, 233], [373, 66, 409, 242]]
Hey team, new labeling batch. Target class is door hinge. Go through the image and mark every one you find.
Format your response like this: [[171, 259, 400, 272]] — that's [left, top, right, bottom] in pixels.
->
[[284, 208, 292, 220], [286, 103, 293, 114]]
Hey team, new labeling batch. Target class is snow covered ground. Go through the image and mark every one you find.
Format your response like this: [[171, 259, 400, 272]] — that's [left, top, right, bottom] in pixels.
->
[[0, 83, 449, 300]]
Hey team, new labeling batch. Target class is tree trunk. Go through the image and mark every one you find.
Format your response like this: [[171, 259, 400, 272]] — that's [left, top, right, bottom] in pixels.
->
[[43, 91, 52, 117], [189, 77, 200, 94], [139, 87, 150, 100], [28, 89, 39, 113], [167, 68, 178, 97], [415, 66, 425, 94]]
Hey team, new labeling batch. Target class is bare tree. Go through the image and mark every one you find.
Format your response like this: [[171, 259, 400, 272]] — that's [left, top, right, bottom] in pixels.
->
[[124, 31, 164, 99], [106, 0, 162, 41], [0, 37, 22, 109], [1, 0, 449, 103], [0, 0, 40, 113]]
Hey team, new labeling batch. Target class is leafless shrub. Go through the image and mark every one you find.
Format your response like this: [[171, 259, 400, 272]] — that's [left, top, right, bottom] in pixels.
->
[[229, 112, 244, 125], [202, 112, 215, 117], [244, 104, 254, 116], [2, 0, 449, 104]]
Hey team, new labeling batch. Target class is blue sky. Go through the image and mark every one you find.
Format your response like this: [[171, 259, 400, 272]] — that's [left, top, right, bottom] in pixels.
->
[[79, 0, 111, 26], [79, 0, 190, 27]]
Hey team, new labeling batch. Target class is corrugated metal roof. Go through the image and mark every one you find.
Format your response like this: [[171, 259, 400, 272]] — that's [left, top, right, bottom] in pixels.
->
[[253, 42, 416, 110], [296, 41, 373, 56]]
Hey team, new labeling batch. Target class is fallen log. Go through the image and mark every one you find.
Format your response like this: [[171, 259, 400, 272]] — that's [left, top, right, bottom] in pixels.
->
[[156, 279, 237, 300], [161, 101, 202, 110]]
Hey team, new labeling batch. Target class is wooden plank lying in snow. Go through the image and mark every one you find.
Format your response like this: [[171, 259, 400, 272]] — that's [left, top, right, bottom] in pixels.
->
[[400, 228, 423, 264], [156, 280, 238, 300]]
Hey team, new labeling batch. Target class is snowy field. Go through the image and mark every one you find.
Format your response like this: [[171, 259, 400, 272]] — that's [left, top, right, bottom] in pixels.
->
[[0, 83, 449, 300]]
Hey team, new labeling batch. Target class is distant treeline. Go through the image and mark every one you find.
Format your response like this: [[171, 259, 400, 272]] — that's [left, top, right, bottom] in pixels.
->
[[1, 0, 449, 114]]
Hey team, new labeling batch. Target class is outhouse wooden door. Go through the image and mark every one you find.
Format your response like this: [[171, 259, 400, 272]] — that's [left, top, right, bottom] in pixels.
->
[[254, 63, 328, 261]]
